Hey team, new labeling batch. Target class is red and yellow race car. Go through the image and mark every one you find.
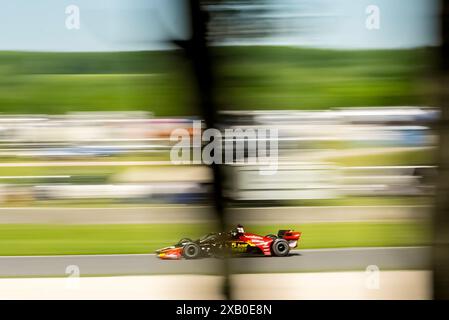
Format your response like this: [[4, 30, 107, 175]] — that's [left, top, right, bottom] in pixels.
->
[[156, 225, 301, 260]]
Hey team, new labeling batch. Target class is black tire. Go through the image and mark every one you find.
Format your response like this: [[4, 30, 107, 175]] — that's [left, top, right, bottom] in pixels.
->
[[271, 239, 290, 257], [266, 234, 277, 240], [182, 242, 201, 259], [177, 238, 192, 245]]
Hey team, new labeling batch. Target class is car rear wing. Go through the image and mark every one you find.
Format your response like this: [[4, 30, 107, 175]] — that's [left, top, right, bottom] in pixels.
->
[[277, 229, 301, 241]]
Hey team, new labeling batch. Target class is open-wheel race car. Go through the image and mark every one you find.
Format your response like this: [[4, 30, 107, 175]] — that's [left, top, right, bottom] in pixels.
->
[[156, 225, 302, 259]]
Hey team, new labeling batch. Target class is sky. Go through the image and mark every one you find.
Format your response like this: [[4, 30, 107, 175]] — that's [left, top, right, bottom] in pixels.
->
[[0, 0, 440, 52]]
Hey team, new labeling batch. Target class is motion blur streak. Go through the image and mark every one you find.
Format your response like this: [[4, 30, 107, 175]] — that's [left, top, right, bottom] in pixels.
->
[[0, 0, 444, 300]]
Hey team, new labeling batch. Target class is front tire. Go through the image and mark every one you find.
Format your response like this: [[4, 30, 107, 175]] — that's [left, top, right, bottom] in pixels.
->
[[271, 239, 290, 257], [182, 242, 201, 259]]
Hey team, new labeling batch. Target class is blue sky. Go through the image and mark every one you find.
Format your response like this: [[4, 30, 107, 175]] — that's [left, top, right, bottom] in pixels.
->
[[0, 0, 189, 51], [0, 0, 439, 51]]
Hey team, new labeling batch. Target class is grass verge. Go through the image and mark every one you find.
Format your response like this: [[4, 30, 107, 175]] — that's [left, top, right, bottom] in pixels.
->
[[0, 221, 430, 256]]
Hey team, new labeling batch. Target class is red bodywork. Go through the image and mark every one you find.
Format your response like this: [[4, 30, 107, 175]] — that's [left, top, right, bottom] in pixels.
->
[[156, 229, 302, 260], [237, 233, 274, 255], [239, 231, 301, 256], [157, 246, 183, 260]]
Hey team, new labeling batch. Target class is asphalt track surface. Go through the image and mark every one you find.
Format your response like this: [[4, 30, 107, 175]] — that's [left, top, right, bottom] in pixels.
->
[[0, 247, 430, 277]]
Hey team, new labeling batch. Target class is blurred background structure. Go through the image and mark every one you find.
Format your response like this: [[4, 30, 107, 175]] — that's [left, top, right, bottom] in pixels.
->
[[0, 108, 438, 207], [0, 0, 444, 299]]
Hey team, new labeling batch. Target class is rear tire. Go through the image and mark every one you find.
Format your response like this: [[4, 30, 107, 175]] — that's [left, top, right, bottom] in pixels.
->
[[182, 242, 201, 259], [271, 239, 290, 257]]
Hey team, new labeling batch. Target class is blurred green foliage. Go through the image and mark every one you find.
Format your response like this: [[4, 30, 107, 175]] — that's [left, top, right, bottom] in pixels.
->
[[0, 46, 434, 115]]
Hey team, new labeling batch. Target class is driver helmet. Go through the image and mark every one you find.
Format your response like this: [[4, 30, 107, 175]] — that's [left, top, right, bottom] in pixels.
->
[[236, 224, 244, 234]]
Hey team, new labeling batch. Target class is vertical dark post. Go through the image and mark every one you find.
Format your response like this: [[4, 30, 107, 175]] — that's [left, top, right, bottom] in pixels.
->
[[180, 0, 231, 299], [434, 0, 449, 300]]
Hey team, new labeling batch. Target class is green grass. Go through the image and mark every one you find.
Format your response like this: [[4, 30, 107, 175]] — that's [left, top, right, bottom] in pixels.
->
[[251, 222, 431, 249], [28, 196, 432, 208], [0, 221, 430, 256], [328, 148, 436, 166], [0, 163, 180, 178], [0, 224, 212, 256], [0, 152, 171, 163]]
